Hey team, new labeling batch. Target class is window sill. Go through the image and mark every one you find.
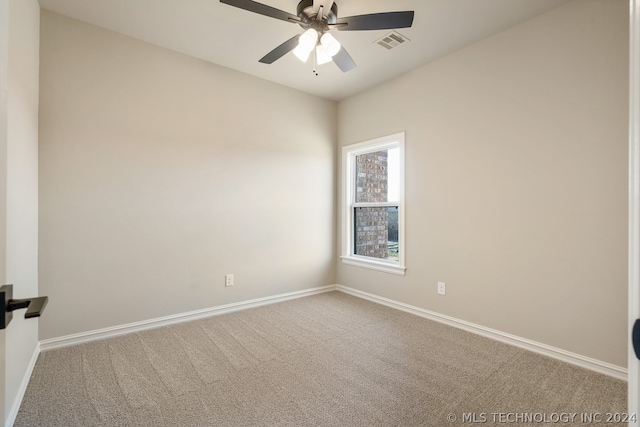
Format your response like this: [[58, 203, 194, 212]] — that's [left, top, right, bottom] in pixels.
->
[[340, 256, 406, 276]]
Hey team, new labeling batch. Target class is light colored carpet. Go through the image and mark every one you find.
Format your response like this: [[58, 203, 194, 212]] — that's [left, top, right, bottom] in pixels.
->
[[15, 291, 626, 426]]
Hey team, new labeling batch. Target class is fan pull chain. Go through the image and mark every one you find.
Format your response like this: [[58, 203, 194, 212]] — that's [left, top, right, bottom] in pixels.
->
[[312, 48, 319, 76], [311, 49, 318, 77]]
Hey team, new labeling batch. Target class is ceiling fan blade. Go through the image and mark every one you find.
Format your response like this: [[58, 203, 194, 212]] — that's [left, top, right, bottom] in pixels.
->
[[220, 0, 300, 24], [326, 0, 335, 12], [332, 46, 356, 72], [336, 11, 414, 31], [259, 34, 301, 64]]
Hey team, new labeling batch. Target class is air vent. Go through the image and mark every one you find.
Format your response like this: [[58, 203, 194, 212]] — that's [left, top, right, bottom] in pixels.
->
[[375, 31, 410, 50]]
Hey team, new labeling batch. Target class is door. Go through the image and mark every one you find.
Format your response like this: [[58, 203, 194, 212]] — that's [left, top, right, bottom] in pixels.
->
[[0, 0, 9, 423], [0, 0, 41, 425], [630, 0, 640, 421]]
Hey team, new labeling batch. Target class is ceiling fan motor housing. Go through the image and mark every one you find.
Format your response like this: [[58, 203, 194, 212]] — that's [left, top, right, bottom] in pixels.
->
[[297, 0, 338, 28]]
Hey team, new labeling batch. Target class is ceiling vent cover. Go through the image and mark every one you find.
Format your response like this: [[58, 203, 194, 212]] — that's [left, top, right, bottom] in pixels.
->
[[375, 31, 410, 50]]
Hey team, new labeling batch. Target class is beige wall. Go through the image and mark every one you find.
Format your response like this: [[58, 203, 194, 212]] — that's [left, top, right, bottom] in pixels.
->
[[2, 0, 40, 422], [39, 0, 629, 370], [337, 0, 629, 368], [38, 11, 337, 340]]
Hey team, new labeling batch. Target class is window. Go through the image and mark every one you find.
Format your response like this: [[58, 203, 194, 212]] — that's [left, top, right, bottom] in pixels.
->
[[341, 133, 405, 275]]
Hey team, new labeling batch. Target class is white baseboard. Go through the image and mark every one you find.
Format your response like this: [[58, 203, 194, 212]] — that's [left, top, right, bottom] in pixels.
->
[[40, 285, 337, 351], [6, 341, 40, 427], [336, 285, 628, 381], [38, 283, 627, 381]]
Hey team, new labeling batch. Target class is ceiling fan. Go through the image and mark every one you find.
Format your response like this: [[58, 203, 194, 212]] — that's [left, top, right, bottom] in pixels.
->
[[220, 0, 415, 74]]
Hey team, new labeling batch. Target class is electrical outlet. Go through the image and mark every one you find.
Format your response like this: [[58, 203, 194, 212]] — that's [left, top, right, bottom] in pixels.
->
[[437, 281, 446, 295], [225, 274, 234, 287]]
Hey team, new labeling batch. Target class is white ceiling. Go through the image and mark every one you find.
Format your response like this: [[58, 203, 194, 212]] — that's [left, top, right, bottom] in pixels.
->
[[37, 0, 571, 101]]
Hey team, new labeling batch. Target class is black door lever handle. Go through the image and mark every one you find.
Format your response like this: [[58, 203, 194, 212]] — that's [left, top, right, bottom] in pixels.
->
[[7, 296, 48, 318], [633, 319, 640, 360], [0, 284, 48, 329]]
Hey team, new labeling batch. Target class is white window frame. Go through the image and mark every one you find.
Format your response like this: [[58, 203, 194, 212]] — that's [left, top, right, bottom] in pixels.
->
[[341, 132, 406, 276]]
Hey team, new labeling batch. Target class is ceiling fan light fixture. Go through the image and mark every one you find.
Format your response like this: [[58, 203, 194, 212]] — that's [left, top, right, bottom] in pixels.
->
[[293, 44, 312, 62], [293, 28, 319, 62], [320, 32, 341, 57], [315, 44, 332, 65], [298, 28, 318, 51]]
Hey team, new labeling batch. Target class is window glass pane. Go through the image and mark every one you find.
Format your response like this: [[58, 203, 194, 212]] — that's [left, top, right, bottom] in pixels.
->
[[355, 148, 399, 203], [354, 206, 399, 261]]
